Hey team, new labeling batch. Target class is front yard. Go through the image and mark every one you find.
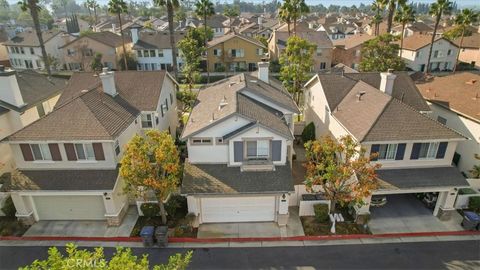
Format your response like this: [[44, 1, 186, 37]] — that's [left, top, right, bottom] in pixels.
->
[[301, 206, 371, 236], [0, 217, 29, 236]]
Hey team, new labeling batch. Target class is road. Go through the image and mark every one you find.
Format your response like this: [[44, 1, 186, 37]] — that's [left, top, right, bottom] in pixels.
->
[[0, 240, 479, 269]]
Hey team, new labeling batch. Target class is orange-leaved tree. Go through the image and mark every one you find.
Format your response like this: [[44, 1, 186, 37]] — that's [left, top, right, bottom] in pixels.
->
[[120, 130, 180, 224], [304, 135, 381, 213]]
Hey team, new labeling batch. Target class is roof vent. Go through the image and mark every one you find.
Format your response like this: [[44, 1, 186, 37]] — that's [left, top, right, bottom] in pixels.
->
[[466, 79, 477, 85], [229, 82, 237, 87], [81, 89, 88, 93], [250, 80, 257, 83], [356, 91, 366, 101], [218, 96, 228, 110]]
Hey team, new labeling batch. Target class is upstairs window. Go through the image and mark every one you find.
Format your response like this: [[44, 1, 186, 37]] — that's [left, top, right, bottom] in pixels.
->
[[213, 49, 222, 56], [191, 138, 212, 145], [418, 142, 439, 159], [74, 143, 95, 160], [31, 144, 52, 161], [115, 140, 120, 155], [316, 48, 323, 56], [246, 140, 269, 160], [256, 48, 264, 56], [141, 113, 153, 128], [30, 47, 34, 54], [150, 50, 156, 57], [143, 50, 150, 57], [377, 144, 398, 160], [137, 50, 142, 57], [158, 49, 164, 57]]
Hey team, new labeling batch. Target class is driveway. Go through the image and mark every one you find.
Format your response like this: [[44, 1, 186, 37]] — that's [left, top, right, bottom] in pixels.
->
[[369, 194, 464, 234], [23, 206, 138, 237], [198, 207, 305, 238]]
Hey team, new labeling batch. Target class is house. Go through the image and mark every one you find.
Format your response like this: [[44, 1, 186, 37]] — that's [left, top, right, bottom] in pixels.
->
[[238, 17, 279, 39], [391, 21, 434, 38], [303, 70, 468, 219], [60, 31, 132, 71], [452, 31, 480, 69], [0, 29, 9, 67], [332, 34, 375, 70], [0, 67, 67, 174], [416, 72, 480, 177], [399, 34, 459, 72], [363, 21, 389, 36], [3, 30, 73, 71], [268, 23, 333, 72], [318, 22, 359, 41], [205, 32, 267, 72], [205, 14, 230, 37], [181, 63, 300, 225], [130, 28, 185, 71], [2, 69, 178, 225]]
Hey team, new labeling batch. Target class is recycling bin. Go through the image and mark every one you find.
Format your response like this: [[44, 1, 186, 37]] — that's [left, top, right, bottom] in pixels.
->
[[140, 226, 155, 247], [461, 211, 480, 230]]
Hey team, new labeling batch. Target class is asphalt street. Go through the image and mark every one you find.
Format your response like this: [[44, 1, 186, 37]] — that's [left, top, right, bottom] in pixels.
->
[[0, 240, 479, 269]]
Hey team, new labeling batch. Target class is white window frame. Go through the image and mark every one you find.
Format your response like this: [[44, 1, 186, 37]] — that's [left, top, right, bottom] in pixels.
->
[[141, 113, 153, 128], [418, 142, 440, 159], [246, 140, 270, 160], [191, 138, 213, 145], [30, 144, 52, 161], [74, 143, 95, 161], [377, 144, 398, 161]]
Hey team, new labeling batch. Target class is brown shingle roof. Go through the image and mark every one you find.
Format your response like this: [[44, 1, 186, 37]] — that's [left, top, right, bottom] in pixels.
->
[[60, 31, 130, 49], [453, 33, 480, 49], [400, 34, 457, 51], [333, 34, 375, 50], [4, 30, 64, 47], [207, 32, 266, 48], [133, 31, 186, 50]]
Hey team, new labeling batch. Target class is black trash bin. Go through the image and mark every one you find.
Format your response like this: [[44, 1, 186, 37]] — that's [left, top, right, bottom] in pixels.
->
[[155, 226, 169, 247], [461, 211, 480, 230], [140, 226, 155, 247]]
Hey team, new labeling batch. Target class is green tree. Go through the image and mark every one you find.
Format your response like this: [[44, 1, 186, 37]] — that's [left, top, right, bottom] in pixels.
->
[[279, 35, 316, 105], [117, 52, 137, 70], [426, 0, 453, 74], [279, 0, 293, 36], [120, 130, 180, 224], [359, 34, 406, 72], [85, 0, 99, 26], [372, 0, 387, 36], [451, 9, 479, 72], [386, 0, 406, 33], [304, 135, 381, 213], [20, 243, 192, 270], [18, 0, 51, 76], [108, 0, 129, 70], [178, 29, 203, 92], [195, 0, 215, 83], [394, 2, 415, 58], [154, 0, 180, 78], [223, 5, 239, 30], [90, 52, 103, 72]]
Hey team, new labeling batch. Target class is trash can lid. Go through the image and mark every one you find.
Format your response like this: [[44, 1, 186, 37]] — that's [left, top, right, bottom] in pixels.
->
[[155, 226, 168, 233], [140, 226, 155, 236], [464, 211, 480, 221]]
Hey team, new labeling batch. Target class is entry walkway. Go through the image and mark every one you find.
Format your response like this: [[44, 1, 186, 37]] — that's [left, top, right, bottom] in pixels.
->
[[369, 194, 464, 234]]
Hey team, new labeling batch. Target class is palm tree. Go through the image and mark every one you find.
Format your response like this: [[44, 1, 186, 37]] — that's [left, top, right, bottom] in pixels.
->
[[18, 0, 51, 76], [394, 2, 415, 58], [195, 0, 215, 83], [85, 0, 99, 26], [290, 0, 309, 35], [452, 8, 479, 72], [278, 1, 293, 36], [372, 0, 387, 36], [153, 0, 180, 78], [223, 5, 239, 31], [108, 0, 128, 70], [387, 0, 407, 33], [426, 0, 452, 74], [84, 0, 92, 23]]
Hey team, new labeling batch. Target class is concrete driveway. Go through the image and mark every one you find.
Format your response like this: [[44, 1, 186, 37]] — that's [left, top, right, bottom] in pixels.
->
[[198, 207, 305, 238], [23, 206, 138, 237], [369, 194, 464, 234]]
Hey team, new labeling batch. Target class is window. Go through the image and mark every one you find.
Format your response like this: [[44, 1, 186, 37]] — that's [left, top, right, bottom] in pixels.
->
[[150, 50, 156, 57], [74, 143, 95, 160], [151, 63, 156, 70], [24, 60, 33, 69], [320, 62, 326, 70], [415, 51, 420, 58], [137, 63, 143, 70], [213, 49, 222, 56], [141, 113, 153, 128], [83, 49, 93, 56], [36, 104, 45, 117], [35, 60, 41, 69], [418, 142, 440, 159], [165, 98, 169, 111], [137, 50, 142, 57], [158, 49, 164, 57], [355, 49, 361, 57], [20, 47, 24, 54], [191, 138, 212, 145], [169, 93, 173, 105], [256, 48, 264, 56], [216, 137, 226, 144], [160, 63, 166, 70], [67, 49, 75, 56], [230, 49, 244, 58], [115, 141, 120, 155], [433, 50, 439, 58], [316, 48, 323, 56], [246, 140, 269, 159], [377, 144, 398, 160], [30, 47, 34, 54], [447, 49, 452, 56], [30, 144, 52, 161], [437, 116, 447, 125], [143, 50, 150, 57]]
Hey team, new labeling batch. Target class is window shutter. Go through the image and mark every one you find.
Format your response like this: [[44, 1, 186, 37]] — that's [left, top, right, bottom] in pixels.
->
[[48, 143, 62, 161], [165, 99, 169, 110], [20, 144, 34, 161], [370, 144, 380, 161], [436, 142, 448, 159], [92, 143, 105, 160], [64, 143, 77, 161], [395, 143, 406, 160], [410, 143, 421, 160], [234, 141, 244, 162], [272, 140, 282, 161]]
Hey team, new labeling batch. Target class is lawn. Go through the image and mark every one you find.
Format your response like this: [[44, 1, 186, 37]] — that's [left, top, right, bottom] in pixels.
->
[[0, 217, 30, 236]]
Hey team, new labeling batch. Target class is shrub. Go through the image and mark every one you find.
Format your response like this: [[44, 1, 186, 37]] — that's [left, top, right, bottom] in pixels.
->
[[355, 214, 371, 225], [140, 203, 160, 218], [302, 122, 316, 142], [468, 196, 480, 213], [1, 196, 16, 217], [313, 203, 329, 223], [214, 65, 226, 72], [165, 195, 187, 219], [459, 188, 477, 195]]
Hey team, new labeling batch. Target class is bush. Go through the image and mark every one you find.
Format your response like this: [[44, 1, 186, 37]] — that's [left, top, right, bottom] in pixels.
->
[[459, 188, 477, 195], [468, 196, 480, 213], [1, 196, 16, 217], [313, 203, 329, 223], [214, 65, 226, 72], [140, 203, 160, 218], [165, 195, 187, 219], [302, 122, 316, 142]]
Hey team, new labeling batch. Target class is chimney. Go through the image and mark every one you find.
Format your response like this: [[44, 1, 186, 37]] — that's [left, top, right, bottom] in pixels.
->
[[379, 69, 396, 95], [130, 27, 139, 44], [111, 23, 116, 32], [0, 66, 25, 108], [258, 16, 263, 29], [257, 62, 269, 83], [99, 67, 117, 96]]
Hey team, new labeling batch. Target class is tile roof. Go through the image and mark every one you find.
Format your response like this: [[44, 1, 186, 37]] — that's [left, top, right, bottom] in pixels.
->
[[133, 31, 186, 50], [333, 34, 375, 50], [274, 31, 333, 49], [416, 72, 480, 122], [400, 34, 457, 51], [3, 30, 63, 47], [182, 162, 294, 194], [207, 32, 266, 48]]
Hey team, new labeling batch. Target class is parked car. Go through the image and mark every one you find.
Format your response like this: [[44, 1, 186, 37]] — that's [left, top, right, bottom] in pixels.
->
[[370, 196, 387, 207]]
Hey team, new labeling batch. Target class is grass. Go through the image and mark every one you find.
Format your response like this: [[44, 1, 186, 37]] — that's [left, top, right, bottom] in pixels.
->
[[0, 217, 30, 236]]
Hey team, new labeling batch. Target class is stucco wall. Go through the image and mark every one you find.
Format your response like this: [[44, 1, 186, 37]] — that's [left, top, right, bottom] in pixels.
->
[[401, 39, 459, 71]]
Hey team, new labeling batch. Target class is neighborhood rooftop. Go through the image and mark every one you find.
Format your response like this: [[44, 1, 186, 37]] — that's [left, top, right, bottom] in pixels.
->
[[3, 29, 63, 47]]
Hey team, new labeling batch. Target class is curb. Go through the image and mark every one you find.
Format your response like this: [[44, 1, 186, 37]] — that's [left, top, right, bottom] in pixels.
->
[[1, 230, 479, 243]]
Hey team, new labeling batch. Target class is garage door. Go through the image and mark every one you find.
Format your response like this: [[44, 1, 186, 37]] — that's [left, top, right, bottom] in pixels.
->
[[201, 196, 275, 223], [34, 196, 106, 220]]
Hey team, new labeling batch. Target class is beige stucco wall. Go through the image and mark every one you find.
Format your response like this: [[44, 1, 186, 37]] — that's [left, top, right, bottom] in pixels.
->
[[458, 48, 480, 69]]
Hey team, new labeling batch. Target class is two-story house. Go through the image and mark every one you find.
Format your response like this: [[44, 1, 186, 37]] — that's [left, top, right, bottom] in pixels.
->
[[452, 30, 480, 69], [304, 70, 468, 221], [4, 30, 72, 70], [61, 31, 132, 71], [181, 63, 300, 226], [205, 33, 267, 72], [332, 34, 375, 70], [0, 66, 67, 174], [399, 34, 459, 72], [3, 69, 178, 226]]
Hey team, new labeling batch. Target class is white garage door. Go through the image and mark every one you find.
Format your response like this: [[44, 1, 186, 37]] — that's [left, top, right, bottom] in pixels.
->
[[201, 196, 276, 223], [34, 196, 106, 220]]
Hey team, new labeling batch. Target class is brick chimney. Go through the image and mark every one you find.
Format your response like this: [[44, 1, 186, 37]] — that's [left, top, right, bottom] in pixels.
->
[[0, 66, 25, 108], [379, 69, 396, 95], [99, 67, 117, 96]]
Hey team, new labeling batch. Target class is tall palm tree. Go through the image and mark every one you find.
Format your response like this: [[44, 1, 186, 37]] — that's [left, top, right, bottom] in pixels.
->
[[108, 0, 128, 70], [452, 8, 479, 72], [290, 0, 309, 35], [154, 0, 180, 77], [394, 2, 415, 58], [85, 0, 99, 26], [278, 1, 293, 36], [84, 0, 92, 23], [426, 0, 452, 74], [223, 5, 239, 31], [386, 0, 407, 33], [372, 0, 387, 36], [195, 0, 215, 83], [18, 0, 51, 76]]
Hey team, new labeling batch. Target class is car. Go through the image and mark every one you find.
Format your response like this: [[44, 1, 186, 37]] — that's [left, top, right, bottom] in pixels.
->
[[370, 195, 387, 207]]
